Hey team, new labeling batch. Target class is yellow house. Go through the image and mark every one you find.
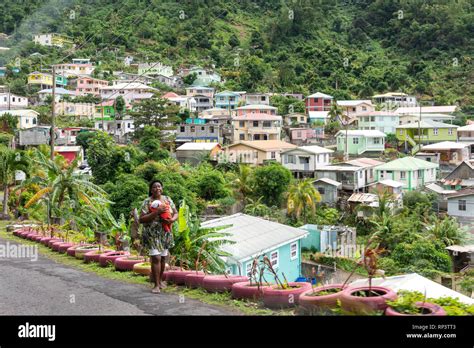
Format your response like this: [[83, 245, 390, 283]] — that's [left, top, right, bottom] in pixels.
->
[[28, 72, 53, 86], [219, 140, 297, 166]]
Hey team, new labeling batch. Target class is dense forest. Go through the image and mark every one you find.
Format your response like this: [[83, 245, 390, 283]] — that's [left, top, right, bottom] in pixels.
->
[[0, 0, 473, 108]]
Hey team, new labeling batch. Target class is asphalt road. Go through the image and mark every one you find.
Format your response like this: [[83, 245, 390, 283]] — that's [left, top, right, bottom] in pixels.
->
[[0, 237, 238, 315]]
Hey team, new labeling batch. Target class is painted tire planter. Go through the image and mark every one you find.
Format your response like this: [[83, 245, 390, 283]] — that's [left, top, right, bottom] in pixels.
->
[[231, 281, 272, 300], [184, 272, 206, 288], [202, 275, 249, 293], [99, 251, 130, 267], [133, 262, 152, 276], [115, 256, 146, 271], [166, 270, 196, 285], [58, 243, 76, 253], [262, 282, 313, 309], [340, 286, 397, 314], [83, 250, 113, 263], [75, 246, 100, 259], [33, 235, 44, 242], [66, 245, 84, 257], [25, 233, 38, 240], [385, 302, 446, 316], [18, 230, 31, 238], [40, 237, 54, 246], [51, 240, 67, 251], [298, 284, 346, 312], [48, 239, 63, 248]]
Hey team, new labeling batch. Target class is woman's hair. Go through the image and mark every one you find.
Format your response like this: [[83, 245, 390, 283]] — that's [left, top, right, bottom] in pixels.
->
[[148, 180, 163, 197]]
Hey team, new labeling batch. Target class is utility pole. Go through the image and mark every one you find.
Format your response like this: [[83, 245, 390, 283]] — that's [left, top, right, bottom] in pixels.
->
[[418, 95, 422, 147], [7, 86, 11, 110], [50, 65, 56, 160]]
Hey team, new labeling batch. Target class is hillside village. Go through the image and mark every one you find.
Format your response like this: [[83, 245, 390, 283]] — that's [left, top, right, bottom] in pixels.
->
[[0, 1, 474, 317]]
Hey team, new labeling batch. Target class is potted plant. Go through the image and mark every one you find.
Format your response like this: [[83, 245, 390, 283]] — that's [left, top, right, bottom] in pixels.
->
[[99, 250, 130, 267], [184, 246, 208, 288], [231, 257, 271, 300], [133, 262, 152, 276], [385, 290, 446, 316], [261, 256, 312, 308], [339, 235, 397, 314]]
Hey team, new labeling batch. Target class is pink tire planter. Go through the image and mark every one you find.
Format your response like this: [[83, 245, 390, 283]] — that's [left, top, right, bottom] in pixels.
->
[[18, 230, 30, 238], [385, 302, 446, 316], [83, 250, 113, 263], [262, 282, 313, 309], [231, 281, 272, 300], [40, 237, 54, 246], [48, 239, 63, 248], [58, 243, 75, 253], [51, 240, 66, 251], [340, 286, 397, 314], [114, 256, 146, 271], [26, 233, 38, 241], [184, 272, 206, 288], [66, 244, 92, 257], [166, 270, 196, 285], [298, 284, 346, 313], [33, 235, 44, 242], [202, 275, 249, 293], [99, 251, 130, 267], [75, 246, 100, 259]]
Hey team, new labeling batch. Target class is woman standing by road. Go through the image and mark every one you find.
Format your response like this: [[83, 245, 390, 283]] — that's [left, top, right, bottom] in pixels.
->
[[139, 180, 178, 294]]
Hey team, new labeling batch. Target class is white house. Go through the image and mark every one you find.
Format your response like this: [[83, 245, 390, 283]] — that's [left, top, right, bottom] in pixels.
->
[[38, 87, 76, 103], [281, 145, 333, 179], [100, 83, 157, 104], [337, 100, 375, 118], [447, 188, 474, 236], [94, 116, 134, 143], [0, 93, 28, 110], [0, 109, 39, 129], [137, 62, 173, 77]]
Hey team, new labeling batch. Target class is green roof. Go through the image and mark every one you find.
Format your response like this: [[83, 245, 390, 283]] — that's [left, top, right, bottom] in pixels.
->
[[397, 120, 458, 129], [375, 157, 438, 171]]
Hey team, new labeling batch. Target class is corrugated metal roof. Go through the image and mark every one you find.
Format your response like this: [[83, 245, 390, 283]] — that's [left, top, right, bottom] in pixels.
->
[[348, 193, 377, 203], [425, 183, 456, 195], [201, 213, 308, 262], [346, 158, 385, 168], [176, 142, 220, 151], [378, 179, 404, 188], [307, 92, 333, 99], [282, 145, 333, 155], [313, 178, 342, 187], [337, 100, 372, 107], [397, 119, 458, 129], [375, 156, 438, 171], [422, 141, 469, 150], [395, 106, 457, 114], [335, 130, 386, 137], [233, 113, 281, 121]]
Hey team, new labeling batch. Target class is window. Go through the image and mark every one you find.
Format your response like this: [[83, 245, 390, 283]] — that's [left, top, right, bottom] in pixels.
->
[[25, 118, 29, 124], [209, 126, 214, 133], [370, 116, 375, 122], [400, 171, 406, 180], [458, 200, 466, 211], [433, 128, 439, 135], [117, 123, 121, 129], [239, 134, 245, 140], [448, 128, 453, 135], [190, 126, 195, 133], [317, 187, 325, 195], [287, 155, 295, 164], [290, 242, 298, 260], [373, 137, 380, 144], [201, 126, 205, 131], [239, 121, 245, 127], [418, 169, 423, 178], [362, 106, 367, 111], [253, 121, 259, 127], [127, 123, 131, 129], [353, 137, 359, 144], [270, 251, 279, 268], [271, 151, 276, 159], [300, 117, 304, 122], [263, 121, 271, 128], [359, 171, 363, 178]]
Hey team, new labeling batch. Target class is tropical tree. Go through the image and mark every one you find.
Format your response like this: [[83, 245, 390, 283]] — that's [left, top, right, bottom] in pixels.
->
[[24, 149, 109, 224], [0, 146, 30, 219], [286, 179, 321, 223], [328, 99, 344, 124], [231, 164, 253, 206], [114, 96, 126, 120], [252, 162, 292, 206], [244, 196, 271, 217]]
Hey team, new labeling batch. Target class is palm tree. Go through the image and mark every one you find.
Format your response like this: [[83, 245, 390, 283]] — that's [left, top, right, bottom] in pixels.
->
[[328, 99, 344, 124], [232, 164, 253, 207], [244, 196, 269, 217], [287, 179, 321, 223], [0, 146, 30, 219], [24, 149, 109, 225]]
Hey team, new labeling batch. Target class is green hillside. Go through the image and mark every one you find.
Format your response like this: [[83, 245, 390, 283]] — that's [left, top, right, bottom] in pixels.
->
[[0, 0, 473, 107]]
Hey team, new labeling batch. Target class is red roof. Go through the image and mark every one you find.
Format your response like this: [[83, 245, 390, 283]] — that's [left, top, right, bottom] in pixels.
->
[[162, 92, 180, 98]]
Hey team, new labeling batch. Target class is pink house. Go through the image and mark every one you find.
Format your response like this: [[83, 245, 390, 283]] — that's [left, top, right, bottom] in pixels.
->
[[290, 127, 325, 145], [73, 76, 109, 96], [235, 104, 278, 117]]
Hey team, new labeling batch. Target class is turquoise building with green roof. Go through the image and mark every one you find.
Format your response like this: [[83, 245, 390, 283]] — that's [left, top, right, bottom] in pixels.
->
[[374, 157, 438, 191]]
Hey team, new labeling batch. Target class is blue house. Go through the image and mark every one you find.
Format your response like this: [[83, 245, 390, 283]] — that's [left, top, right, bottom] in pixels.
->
[[298, 224, 357, 257], [215, 91, 243, 110], [0, 67, 6, 78], [201, 213, 308, 282]]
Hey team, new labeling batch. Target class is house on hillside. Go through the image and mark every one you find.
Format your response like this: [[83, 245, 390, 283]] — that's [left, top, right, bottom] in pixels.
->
[[458, 124, 474, 149], [94, 117, 134, 143], [372, 92, 417, 107], [235, 104, 278, 117], [220, 140, 296, 166], [312, 178, 342, 205], [305, 92, 332, 113], [446, 188, 474, 236], [355, 111, 400, 134], [395, 105, 457, 121], [421, 141, 471, 166], [441, 160, 474, 190], [100, 83, 157, 104], [314, 158, 384, 192], [201, 213, 308, 282], [335, 130, 386, 156], [232, 113, 282, 141], [70, 76, 108, 96], [185, 87, 214, 112], [54, 59, 95, 77], [244, 93, 270, 105], [137, 62, 173, 77], [282, 113, 307, 126], [38, 87, 76, 103], [181, 66, 221, 86], [0, 92, 28, 110], [288, 126, 325, 146], [374, 157, 438, 191], [0, 109, 38, 129], [298, 224, 356, 257], [337, 100, 375, 119], [176, 142, 221, 165], [28, 72, 68, 89], [54, 146, 83, 165], [33, 33, 73, 48], [55, 102, 95, 119], [396, 120, 458, 150], [281, 145, 333, 178], [214, 91, 244, 110], [176, 118, 223, 145]]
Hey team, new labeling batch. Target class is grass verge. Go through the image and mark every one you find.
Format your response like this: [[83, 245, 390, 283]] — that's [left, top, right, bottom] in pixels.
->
[[0, 222, 291, 316]]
